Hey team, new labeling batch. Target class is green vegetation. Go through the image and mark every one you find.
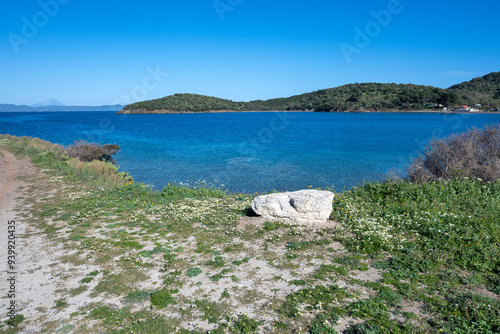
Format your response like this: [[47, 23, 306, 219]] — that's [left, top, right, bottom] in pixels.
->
[[120, 71, 500, 113], [449, 71, 500, 108], [230, 314, 263, 333], [0, 134, 131, 188], [122, 290, 150, 304], [186, 267, 203, 277], [1, 128, 499, 333], [80, 271, 99, 284], [4, 315, 25, 327], [122, 93, 241, 113], [150, 289, 177, 309]]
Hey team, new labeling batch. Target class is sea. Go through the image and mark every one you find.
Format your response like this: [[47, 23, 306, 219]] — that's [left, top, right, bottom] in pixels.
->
[[1, 111, 500, 193]]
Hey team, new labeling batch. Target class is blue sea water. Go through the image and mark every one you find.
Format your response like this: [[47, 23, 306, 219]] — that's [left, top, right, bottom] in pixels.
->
[[1, 111, 500, 193]]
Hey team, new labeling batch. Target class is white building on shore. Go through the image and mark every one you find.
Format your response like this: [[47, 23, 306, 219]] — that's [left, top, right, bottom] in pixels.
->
[[455, 105, 480, 112]]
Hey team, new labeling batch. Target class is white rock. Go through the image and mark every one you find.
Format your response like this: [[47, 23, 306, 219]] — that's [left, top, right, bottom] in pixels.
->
[[251, 189, 334, 224]]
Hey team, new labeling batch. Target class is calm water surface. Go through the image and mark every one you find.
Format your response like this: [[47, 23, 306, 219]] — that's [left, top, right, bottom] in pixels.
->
[[1, 111, 499, 193]]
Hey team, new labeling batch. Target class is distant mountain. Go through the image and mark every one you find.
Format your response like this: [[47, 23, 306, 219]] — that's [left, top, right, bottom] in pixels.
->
[[0, 104, 125, 112], [31, 99, 65, 107], [119, 72, 500, 113]]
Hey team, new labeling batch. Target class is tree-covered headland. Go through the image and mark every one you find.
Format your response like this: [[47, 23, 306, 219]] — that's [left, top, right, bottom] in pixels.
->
[[119, 71, 500, 113]]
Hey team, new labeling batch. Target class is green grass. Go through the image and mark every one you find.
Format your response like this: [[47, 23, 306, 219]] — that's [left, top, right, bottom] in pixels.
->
[[150, 289, 177, 309], [331, 178, 500, 333], [262, 221, 286, 231], [205, 255, 226, 268], [186, 267, 203, 277], [3, 314, 25, 327], [161, 182, 227, 200], [2, 134, 500, 334], [230, 314, 263, 333]]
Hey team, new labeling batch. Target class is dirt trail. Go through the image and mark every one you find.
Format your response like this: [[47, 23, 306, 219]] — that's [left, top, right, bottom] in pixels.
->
[[0, 150, 87, 332], [0, 150, 59, 331], [0, 150, 17, 212]]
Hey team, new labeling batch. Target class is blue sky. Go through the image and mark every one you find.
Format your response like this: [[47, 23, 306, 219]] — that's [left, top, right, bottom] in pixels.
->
[[1, 0, 499, 106]]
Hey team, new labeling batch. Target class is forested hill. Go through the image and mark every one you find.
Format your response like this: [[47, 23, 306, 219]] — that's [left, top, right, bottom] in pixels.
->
[[119, 93, 243, 113], [118, 72, 500, 113], [448, 71, 500, 107]]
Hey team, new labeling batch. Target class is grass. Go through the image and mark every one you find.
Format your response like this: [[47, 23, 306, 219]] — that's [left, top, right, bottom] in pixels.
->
[[230, 314, 263, 333], [150, 289, 177, 309], [161, 181, 227, 200], [330, 178, 500, 333], [186, 267, 203, 277], [1, 133, 500, 333]]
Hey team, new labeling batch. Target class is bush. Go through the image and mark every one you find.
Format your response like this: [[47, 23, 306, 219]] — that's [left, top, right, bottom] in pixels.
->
[[66, 140, 120, 164], [66, 157, 132, 187], [150, 289, 176, 309], [407, 123, 500, 182], [186, 267, 202, 277]]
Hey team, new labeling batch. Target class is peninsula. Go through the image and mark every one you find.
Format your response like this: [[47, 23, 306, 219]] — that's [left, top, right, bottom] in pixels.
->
[[118, 71, 500, 114]]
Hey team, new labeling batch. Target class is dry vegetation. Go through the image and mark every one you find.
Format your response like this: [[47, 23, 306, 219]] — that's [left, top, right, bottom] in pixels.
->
[[407, 123, 500, 183]]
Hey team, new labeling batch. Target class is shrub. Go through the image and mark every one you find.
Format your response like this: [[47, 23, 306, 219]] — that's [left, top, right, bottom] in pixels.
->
[[0, 135, 131, 188], [407, 123, 500, 182], [66, 157, 132, 187], [186, 267, 202, 277], [66, 140, 120, 164], [231, 314, 262, 333], [150, 289, 176, 309], [4, 314, 25, 327], [309, 314, 338, 334]]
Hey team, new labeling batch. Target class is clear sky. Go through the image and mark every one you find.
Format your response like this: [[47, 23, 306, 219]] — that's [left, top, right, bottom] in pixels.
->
[[1, 0, 499, 106]]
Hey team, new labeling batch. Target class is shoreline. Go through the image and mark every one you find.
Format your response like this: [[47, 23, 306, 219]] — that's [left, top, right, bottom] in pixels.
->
[[116, 109, 314, 114], [117, 109, 500, 115]]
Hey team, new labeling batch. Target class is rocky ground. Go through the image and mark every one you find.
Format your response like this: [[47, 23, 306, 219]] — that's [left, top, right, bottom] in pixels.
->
[[2, 143, 497, 333], [0, 149, 383, 333]]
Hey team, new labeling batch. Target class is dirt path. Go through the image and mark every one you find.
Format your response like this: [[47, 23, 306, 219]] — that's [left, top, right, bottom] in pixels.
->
[[0, 150, 18, 212], [0, 150, 60, 331], [0, 150, 91, 332]]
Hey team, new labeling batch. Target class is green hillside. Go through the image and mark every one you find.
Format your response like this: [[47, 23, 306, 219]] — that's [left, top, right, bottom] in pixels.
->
[[449, 71, 500, 107], [119, 72, 500, 113], [121, 93, 243, 113], [243, 83, 459, 112]]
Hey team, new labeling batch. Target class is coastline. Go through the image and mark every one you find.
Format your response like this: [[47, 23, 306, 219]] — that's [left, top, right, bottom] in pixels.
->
[[116, 109, 314, 114], [117, 108, 500, 115]]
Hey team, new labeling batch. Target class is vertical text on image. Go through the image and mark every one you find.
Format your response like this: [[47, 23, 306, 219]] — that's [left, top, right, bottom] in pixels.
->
[[6, 220, 18, 326]]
